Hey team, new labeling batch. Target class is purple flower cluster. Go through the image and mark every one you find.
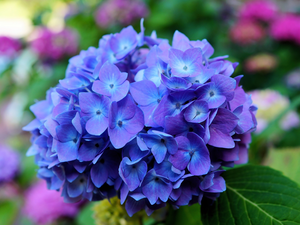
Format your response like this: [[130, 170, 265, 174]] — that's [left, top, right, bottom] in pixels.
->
[[0, 145, 20, 183], [24, 22, 257, 216], [30, 27, 78, 61], [23, 180, 80, 225], [95, 0, 148, 28], [0, 36, 21, 58]]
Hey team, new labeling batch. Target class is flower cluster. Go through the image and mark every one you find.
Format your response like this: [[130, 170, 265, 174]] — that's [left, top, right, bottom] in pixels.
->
[[95, 0, 148, 28], [230, 20, 265, 45], [30, 27, 78, 61], [270, 14, 300, 45], [24, 22, 257, 216], [23, 180, 80, 225], [0, 36, 21, 58], [232, 0, 300, 46], [238, 0, 278, 22], [249, 89, 299, 133], [0, 145, 20, 183], [244, 53, 277, 73]]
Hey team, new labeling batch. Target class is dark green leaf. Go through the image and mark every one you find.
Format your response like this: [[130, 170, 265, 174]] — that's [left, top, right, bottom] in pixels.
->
[[201, 165, 300, 225]]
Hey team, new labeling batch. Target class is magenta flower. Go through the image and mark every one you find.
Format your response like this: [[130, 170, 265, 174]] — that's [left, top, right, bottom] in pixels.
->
[[30, 27, 78, 61], [23, 181, 80, 225], [0, 36, 21, 58], [95, 0, 149, 28], [270, 14, 300, 45], [238, 0, 278, 22]]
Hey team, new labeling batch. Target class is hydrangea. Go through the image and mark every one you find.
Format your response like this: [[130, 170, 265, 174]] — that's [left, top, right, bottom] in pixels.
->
[[30, 27, 78, 61], [95, 0, 148, 28], [23, 180, 80, 225], [230, 20, 265, 45], [238, 0, 278, 22], [24, 22, 257, 216], [0, 36, 21, 58], [0, 145, 20, 183], [249, 89, 299, 133], [270, 14, 300, 45]]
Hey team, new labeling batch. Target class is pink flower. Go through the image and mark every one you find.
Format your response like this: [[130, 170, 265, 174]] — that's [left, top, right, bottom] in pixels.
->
[[95, 0, 149, 28], [239, 0, 278, 22], [23, 181, 80, 225], [230, 20, 265, 45], [270, 14, 300, 45], [30, 27, 78, 61], [0, 36, 21, 58]]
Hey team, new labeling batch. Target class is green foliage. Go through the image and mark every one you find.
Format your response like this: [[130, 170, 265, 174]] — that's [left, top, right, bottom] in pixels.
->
[[201, 165, 300, 225]]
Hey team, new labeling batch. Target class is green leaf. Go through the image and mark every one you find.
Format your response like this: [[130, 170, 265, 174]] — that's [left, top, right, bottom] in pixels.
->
[[264, 148, 300, 185], [201, 165, 300, 225]]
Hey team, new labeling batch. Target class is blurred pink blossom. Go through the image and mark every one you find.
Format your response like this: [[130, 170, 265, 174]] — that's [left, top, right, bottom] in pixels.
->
[[0, 36, 21, 58], [95, 0, 149, 28], [270, 14, 300, 45], [244, 53, 277, 73], [230, 20, 265, 45], [30, 27, 78, 61], [23, 181, 80, 225], [239, 0, 278, 22]]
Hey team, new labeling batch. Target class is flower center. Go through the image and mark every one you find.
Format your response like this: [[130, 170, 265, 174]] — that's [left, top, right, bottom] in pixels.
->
[[96, 110, 101, 115], [95, 143, 100, 148], [157, 98, 161, 103], [118, 120, 123, 127], [209, 91, 215, 97], [189, 127, 194, 132], [73, 138, 78, 143], [175, 102, 181, 109], [161, 139, 165, 144], [109, 84, 114, 89], [183, 65, 188, 71]]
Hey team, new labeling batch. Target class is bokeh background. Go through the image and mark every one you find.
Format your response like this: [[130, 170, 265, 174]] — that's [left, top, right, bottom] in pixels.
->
[[0, 0, 300, 224]]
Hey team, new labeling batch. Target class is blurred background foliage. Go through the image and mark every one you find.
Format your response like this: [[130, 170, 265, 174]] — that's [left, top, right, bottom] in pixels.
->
[[0, 0, 300, 224]]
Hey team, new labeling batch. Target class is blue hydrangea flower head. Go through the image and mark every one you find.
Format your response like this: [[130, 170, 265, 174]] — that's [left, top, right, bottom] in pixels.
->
[[24, 21, 257, 216]]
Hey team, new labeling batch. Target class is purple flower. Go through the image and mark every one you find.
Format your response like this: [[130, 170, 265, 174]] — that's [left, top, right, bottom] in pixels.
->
[[169, 132, 210, 175], [0, 145, 20, 183], [169, 48, 202, 77], [140, 130, 178, 163], [94, 0, 149, 28], [79, 92, 110, 135], [141, 169, 173, 205], [93, 61, 130, 102], [0, 36, 21, 58], [31, 27, 78, 61], [24, 23, 257, 217], [23, 181, 80, 225], [108, 95, 144, 148]]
